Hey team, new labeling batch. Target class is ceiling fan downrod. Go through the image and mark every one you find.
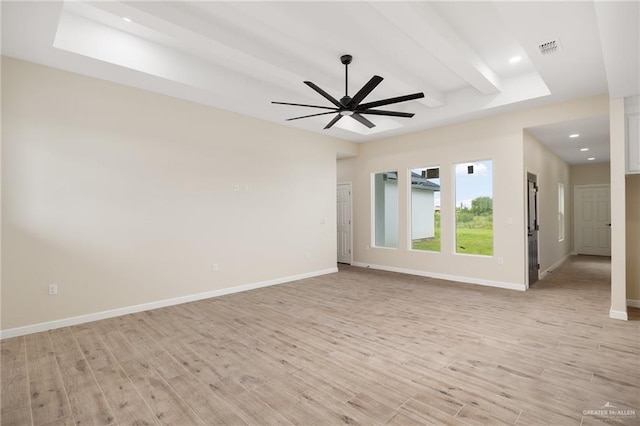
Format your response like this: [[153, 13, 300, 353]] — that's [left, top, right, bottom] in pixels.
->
[[340, 54, 352, 107]]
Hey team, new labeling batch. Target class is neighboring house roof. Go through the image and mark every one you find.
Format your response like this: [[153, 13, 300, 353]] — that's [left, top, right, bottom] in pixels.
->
[[380, 172, 441, 191], [411, 172, 441, 191]]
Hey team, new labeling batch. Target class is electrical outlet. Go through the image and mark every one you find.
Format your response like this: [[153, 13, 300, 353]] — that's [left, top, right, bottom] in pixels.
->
[[48, 284, 58, 295], [497, 257, 504, 265], [212, 263, 219, 272]]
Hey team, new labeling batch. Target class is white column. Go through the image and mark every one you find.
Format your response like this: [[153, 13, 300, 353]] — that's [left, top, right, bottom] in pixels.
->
[[609, 97, 627, 320]]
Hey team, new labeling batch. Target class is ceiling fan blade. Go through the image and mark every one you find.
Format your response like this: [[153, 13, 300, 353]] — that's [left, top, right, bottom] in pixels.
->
[[349, 75, 383, 108], [304, 81, 342, 108], [351, 113, 375, 129], [324, 114, 343, 129], [272, 101, 338, 111], [358, 109, 415, 118], [358, 92, 425, 110], [286, 111, 338, 121]]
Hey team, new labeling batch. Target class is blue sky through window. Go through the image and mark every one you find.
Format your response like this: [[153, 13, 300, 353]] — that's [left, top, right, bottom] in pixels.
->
[[455, 160, 493, 209]]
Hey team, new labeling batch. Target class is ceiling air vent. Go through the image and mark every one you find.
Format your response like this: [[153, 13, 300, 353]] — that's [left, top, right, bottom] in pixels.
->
[[538, 39, 561, 55]]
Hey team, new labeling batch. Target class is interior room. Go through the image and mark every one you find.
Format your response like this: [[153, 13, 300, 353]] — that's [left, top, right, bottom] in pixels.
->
[[1, 1, 639, 425]]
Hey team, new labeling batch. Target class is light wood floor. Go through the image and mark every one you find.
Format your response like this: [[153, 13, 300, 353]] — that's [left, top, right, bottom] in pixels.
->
[[2, 256, 638, 425]]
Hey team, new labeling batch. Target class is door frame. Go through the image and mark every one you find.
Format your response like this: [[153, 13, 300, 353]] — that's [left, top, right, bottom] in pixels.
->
[[573, 184, 611, 256], [526, 172, 539, 288], [337, 182, 353, 264]]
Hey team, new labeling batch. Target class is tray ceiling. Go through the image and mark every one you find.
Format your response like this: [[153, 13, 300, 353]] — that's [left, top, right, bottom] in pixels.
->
[[2, 1, 638, 163]]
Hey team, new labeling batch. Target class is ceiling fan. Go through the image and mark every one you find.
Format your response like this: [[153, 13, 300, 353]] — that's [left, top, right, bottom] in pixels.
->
[[272, 55, 425, 130]]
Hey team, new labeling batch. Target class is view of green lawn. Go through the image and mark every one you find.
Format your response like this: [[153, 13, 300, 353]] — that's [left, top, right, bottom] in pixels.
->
[[411, 199, 494, 256], [412, 228, 492, 255], [456, 196, 493, 255], [455, 228, 493, 255], [412, 232, 441, 252]]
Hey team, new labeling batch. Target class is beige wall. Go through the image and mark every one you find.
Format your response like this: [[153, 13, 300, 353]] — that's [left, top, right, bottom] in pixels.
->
[[570, 163, 611, 186], [337, 157, 357, 184], [627, 174, 640, 302], [346, 95, 609, 289], [1, 58, 353, 331], [524, 131, 571, 276]]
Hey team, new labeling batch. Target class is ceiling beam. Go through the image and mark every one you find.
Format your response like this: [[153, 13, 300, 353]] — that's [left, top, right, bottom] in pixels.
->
[[371, 2, 501, 96], [79, 1, 315, 95], [222, 2, 446, 108]]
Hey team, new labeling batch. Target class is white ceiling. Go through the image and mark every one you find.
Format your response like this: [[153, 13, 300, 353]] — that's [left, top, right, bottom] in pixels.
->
[[526, 116, 611, 165], [2, 1, 639, 165]]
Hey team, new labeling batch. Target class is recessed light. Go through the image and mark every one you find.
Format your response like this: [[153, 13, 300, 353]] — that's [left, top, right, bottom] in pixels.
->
[[569, 133, 580, 138], [587, 157, 595, 161], [580, 148, 589, 152], [509, 56, 522, 64], [122, 17, 132, 23]]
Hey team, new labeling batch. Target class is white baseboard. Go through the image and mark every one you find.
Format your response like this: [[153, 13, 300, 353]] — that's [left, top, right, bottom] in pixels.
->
[[627, 299, 640, 308], [609, 309, 629, 321], [539, 253, 571, 280], [0, 267, 338, 340], [351, 262, 525, 291]]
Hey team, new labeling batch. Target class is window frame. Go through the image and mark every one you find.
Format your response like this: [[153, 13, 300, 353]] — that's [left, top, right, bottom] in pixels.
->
[[453, 159, 494, 257], [371, 170, 399, 249], [408, 166, 441, 253]]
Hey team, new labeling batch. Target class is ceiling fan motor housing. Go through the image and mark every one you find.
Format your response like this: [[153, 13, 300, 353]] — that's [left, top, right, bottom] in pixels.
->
[[340, 55, 353, 65]]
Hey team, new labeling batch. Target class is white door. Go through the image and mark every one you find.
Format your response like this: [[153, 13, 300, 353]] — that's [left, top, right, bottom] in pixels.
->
[[574, 185, 611, 256], [337, 183, 352, 264]]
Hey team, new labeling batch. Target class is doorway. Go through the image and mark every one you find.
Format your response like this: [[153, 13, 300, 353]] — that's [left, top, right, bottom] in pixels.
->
[[527, 173, 539, 286], [337, 183, 352, 264], [574, 185, 611, 256]]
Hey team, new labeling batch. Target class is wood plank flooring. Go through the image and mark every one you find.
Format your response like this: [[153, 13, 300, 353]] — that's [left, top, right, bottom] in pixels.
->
[[2, 255, 638, 425]]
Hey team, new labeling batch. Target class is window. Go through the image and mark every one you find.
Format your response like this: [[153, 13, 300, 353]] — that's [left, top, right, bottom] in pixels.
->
[[373, 171, 398, 248], [455, 160, 493, 256], [558, 183, 565, 241], [410, 167, 441, 252]]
